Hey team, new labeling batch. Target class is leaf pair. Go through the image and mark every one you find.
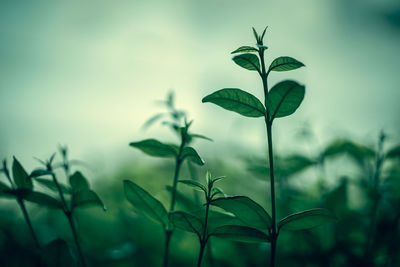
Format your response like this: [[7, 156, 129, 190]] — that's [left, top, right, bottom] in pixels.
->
[[202, 80, 304, 121]]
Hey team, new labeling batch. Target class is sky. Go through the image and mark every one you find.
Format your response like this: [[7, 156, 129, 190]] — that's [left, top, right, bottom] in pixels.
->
[[1, 0, 399, 173]]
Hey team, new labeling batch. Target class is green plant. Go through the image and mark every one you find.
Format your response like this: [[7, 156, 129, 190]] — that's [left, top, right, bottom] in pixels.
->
[[202, 27, 336, 266], [170, 172, 269, 267], [29, 147, 106, 267], [126, 93, 210, 267]]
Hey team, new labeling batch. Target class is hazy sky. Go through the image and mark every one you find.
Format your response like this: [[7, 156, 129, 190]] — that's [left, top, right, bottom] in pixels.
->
[[1, 0, 399, 172]]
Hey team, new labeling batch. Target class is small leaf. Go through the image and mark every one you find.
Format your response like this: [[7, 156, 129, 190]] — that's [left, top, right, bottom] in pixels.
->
[[387, 145, 400, 159], [129, 139, 177, 158], [25, 191, 63, 209], [181, 147, 204, 166], [169, 211, 203, 236], [178, 180, 207, 193], [231, 46, 258, 54], [41, 238, 75, 267], [34, 178, 71, 194], [210, 225, 270, 243], [232, 53, 260, 71], [71, 189, 106, 211], [252, 27, 259, 42], [142, 113, 165, 129], [69, 171, 89, 192], [189, 134, 213, 142], [211, 187, 226, 198], [278, 208, 336, 231], [123, 180, 168, 226], [29, 169, 53, 178], [211, 176, 226, 184], [268, 56, 305, 72], [211, 196, 272, 230], [12, 157, 32, 190], [267, 80, 305, 120], [202, 88, 265, 118]]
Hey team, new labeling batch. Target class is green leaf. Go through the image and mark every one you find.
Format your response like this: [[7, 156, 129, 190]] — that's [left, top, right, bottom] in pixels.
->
[[232, 53, 260, 71], [210, 225, 270, 243], [29, 169, 53, 178], [69, 171, 89, 192], [166, 185, 197, 210], [129, 139, 177, 158], [211, 196, 272, 230], [41, 238, 75, 267], [71, 189, 106, 211], [278, 208, 336, 231], [169, 211, 203, 236], [12, 157, 32, 190], [0, 181, 11, 192], [202, 88, 265, 118], [25, 191, 63, 209], [123, 180, 168, 226], [267, 80, 305, 120], [231, 46, 258, 54], [178, 180, 207, 193], [268, 56, 305, 72], [321, 139, 375, 166], [181, 147, 204, 166], [387, 145, 400, 159], [189, 134, 213, 142], [3, 188, 31, 199], [34, 178, 71, 194]]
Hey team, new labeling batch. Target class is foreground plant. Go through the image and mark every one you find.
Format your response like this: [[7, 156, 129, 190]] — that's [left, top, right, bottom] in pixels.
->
[[29, 147, 106, 267], [170, 172, 269, 267], [202, 27, 336, 266], [126, 94, 210, 266]]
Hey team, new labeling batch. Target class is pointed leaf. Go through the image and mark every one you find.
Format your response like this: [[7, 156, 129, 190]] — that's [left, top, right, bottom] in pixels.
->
[[142, 113, 165, 129], [267, 80, 305, 119], [202, 88, 265, 118], [322, 139, 375, 166], [29, 169, 53, 178], [25, 191, 63, 209], [34, 178, 71, 194], [0, 181, 11, 192], [268, 56, 305, 72], [278, 208, 336, 231], [123, 180, 168, 226], [232, 53, 260, 71], [189, 134, 213, 142], [231, 46, 258, 54], [181, 147, 204, 166], [41, 238, 75, 267], [169, 211, 203, 236], [178, 180, 207, 193], [129, 139, 177, 158], [69, 171, 89, 192], [166, 185, 197, 210], [211, 225, 270, 243], [387, 145, 400, 159], [71, 189, 106, 211], [12, 157, 32, 190], [211, 196, 272, 230]]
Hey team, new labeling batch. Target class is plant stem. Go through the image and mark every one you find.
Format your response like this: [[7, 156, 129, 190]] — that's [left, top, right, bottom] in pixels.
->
[[196, 241, 206, 267], [17, 198, 40, 248], [163, 230, 172, 267]]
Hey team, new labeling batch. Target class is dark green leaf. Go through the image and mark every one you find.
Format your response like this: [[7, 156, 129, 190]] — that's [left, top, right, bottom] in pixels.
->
[[278, 208, 336, 231], [178, 180, 207, 193], [387, 145, 400, 159], [267, 80, 305, 120], [34, 178, 71, 194], [166, 185, 197, 210], [12, 157, 32, 190], [232, 53, 260, 71], [211, 196, 272, 230], [0, 181, 11, 192], [41, 238, 75, 267], [3, 188, 31, 199], [25, 191, 63, 209], [169, 211, 203, 236], [71, 189, 106, 211], [29, 169, 53, 178], [202, 88, 265, 118], [129, 139, 177, 158], [123, 180, 168, 226], [231, 46, 258, 54], [69, 171, 89, 192], [268, 56, 305, 72], [252, 27, 259, 42], [181, 147, 204, 166], [210, 225, 270, 243], [189, 134, 213, 142]]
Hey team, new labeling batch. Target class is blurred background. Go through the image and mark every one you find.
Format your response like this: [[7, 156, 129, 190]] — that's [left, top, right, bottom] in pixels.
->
[[0, 0, 399, 266]]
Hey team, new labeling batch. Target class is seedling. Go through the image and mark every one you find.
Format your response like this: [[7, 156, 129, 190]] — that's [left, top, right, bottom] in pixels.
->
[[126, 93, 211, 266], [170, 172, 269, 267], [202, 27, 336, 266], [29, 147, 106, 267]]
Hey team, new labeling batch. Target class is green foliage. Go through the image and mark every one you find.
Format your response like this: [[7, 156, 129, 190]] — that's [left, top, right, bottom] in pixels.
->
[[169, 211, 203, 237], [12, 157, 32, 190], [181, 147, 204, 166], [41, 238, 75, 267], [202, 88, 265, 118], [124, 180, 168, 227], [24, 191, 63, 209], [232, 53, 260, 71], [231, 46, 258, 54], [129, 139, 177, 158], [71, 189, 106, 211], [210, 225, 270, 243], [268, 56, 305, 72], [278, 208, 336, 231]]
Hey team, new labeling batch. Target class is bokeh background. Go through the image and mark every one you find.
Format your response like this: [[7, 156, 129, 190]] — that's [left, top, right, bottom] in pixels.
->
[[0, 1, 400, 266]]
